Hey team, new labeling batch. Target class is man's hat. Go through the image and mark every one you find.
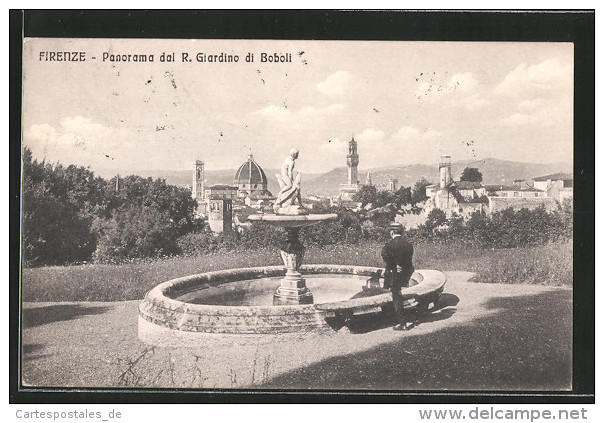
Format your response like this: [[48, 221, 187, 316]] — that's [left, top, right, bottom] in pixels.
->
[[388, 222, 404, 231]]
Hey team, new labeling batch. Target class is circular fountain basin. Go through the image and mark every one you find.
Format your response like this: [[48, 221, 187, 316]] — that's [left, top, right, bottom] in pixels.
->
[[138, 265, 446, 340]]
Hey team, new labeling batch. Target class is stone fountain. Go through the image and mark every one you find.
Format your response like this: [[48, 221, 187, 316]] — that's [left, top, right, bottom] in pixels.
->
[[138, 148, 446, 339], [248, 148, 336, 305]]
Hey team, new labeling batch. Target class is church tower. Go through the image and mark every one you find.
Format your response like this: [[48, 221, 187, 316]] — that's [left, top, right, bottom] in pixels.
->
[[439, 155, 452, 188], [347, 137, 359, 185], [192, 160, 206, 215], [339, 136, 361, 203]]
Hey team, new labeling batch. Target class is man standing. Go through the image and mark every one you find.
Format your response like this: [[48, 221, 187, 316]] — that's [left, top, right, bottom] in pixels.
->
[[381, 222, 416, 331]]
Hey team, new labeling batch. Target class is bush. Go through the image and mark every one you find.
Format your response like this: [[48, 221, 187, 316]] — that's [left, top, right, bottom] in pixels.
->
[[92, 207, 180, 262], [239, 223, 283, 250], [177, 230, 223, 255], [22, 148, 198, 265]]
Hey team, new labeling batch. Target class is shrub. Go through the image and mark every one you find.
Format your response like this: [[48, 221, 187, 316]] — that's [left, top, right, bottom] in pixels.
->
[[239, 223, 283, 250], [92, 207, 180, 262], [177, 230, 222, 255]]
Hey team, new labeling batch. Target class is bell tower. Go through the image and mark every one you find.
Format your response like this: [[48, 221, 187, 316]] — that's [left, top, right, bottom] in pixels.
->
[[347, 137, 359, 185], [192, 160, 206, 215], [439, 155, 452, 188]]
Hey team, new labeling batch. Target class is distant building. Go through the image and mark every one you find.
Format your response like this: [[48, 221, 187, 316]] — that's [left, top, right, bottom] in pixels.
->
[[193, 152, 273, 232], [207, 196, 233, 233], [485, 182, 546, 199], [339, 137, 360, 201], [204, 184, 239, 201], [424, 154, 488, 217], [452, 181, 487, 200], [439, 155, 452, 188], [387, 177, 398, 192], [192, 160, 207, 216], [532, 172, 573, 203]]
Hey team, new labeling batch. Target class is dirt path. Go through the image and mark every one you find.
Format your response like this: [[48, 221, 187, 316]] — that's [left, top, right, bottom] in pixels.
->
[[21, 272, 572, 390]]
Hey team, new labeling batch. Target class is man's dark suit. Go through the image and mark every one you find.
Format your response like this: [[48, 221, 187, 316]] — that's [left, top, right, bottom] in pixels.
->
[[381, 234, 415, 326]]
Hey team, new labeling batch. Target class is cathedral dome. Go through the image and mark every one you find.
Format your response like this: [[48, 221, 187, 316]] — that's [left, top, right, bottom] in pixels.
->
[[234, 153, 270, 198], [234, 153, 268, 186]]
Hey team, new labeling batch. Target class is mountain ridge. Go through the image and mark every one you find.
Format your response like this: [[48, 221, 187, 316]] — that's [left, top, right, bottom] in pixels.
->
[[131, 157, 572, 198]]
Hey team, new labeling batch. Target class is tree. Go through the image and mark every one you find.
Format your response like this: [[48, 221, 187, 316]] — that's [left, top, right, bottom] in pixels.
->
[[21, 147, 198, 265], [424, 208, 447, 232], [353, 184, 377, 208], [411, 177, 432, 204], [392, 187, 412, 207], [92, 207, 180, 261], [460, 167, 483, 183]]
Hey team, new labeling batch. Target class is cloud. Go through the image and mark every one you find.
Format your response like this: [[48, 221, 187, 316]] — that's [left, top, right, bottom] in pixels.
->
[[391, 126, 442, 142], [356, 128, 385, 144], [496, 60, 572, 128], [448, 72, 478, 93], [253, 105, 291, 119], [26, 123, 57, 143], [517, 98, 545, 112], [23, 116, 133, 169], [252, 103, 347, 121], [319, 137, 346, 152], [354, 126, 445, 168], [500, 107, 560, 127], [495, 59, 573, 97], [413, 72, 489, 110], [299, 103, 347, 118], [317, 71, 352, 97]]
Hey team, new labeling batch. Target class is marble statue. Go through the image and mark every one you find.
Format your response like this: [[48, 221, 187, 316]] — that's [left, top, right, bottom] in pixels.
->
[[273, 148, 307, 214]]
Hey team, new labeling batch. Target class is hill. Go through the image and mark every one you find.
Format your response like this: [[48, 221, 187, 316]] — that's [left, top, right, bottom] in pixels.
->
[[303, 164, 437, 197], [449, 158, 572, 186], [135, 158, 572, 198], [136, 168, 317, 197], [303, 158, 571, 197]]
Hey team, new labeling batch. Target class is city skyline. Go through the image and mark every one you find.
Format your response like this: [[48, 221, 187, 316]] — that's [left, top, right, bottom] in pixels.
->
[[23, 38, 573, 177]]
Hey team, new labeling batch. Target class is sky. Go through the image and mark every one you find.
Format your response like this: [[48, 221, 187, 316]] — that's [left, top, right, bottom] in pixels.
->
[[22, 38, 574, 177]]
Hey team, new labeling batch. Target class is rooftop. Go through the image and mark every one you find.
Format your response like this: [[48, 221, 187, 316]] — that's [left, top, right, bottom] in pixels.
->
[[452, 181, 484, 190], [533, 172, 573, 182], [207, 184, 238, 190]]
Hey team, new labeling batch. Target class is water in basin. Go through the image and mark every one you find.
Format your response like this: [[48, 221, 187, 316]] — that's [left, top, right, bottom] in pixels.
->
[[172, 274, 419, 306]]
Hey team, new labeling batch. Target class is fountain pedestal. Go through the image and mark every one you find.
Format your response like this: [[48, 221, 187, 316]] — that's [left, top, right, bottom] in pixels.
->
[[247, 213, 338, 306], [275, 227, 312, 305]]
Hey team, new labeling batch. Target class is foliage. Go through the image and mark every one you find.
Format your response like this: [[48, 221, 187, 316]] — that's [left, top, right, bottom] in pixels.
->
[[22, 147, 197, 265], [424, 208, 447, 232], [238, 223, 283, 250], [353, 184, 377, 208], [92, 207, 181, 261], [22, 149, 102, 265], [411, 177, 432, 204], [460, 167, 483, 183], [416, 205, 573, 249], [22, 147, 572, 266], [354, 184, 415, 209]]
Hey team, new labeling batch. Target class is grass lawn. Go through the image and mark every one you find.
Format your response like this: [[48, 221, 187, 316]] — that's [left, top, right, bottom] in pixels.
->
[[21, 241, 572, 302]]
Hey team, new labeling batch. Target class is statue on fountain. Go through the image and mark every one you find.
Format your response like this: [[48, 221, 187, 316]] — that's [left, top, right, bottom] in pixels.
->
[[273, 148, 308, 215]]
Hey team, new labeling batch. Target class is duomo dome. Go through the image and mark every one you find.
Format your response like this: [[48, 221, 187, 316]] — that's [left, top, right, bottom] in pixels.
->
[[234, 153, 272, 198]]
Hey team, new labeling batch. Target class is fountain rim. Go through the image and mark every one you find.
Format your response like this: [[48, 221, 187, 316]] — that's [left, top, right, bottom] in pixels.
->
[[141, 265, 446, 314]]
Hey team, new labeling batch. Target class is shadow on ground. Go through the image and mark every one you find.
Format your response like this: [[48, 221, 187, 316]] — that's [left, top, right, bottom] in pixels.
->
[[262, 289, 572, 391], [346, 293, 460, 334], [22, 304, 112, 329], [22, 343, 51, 361]]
